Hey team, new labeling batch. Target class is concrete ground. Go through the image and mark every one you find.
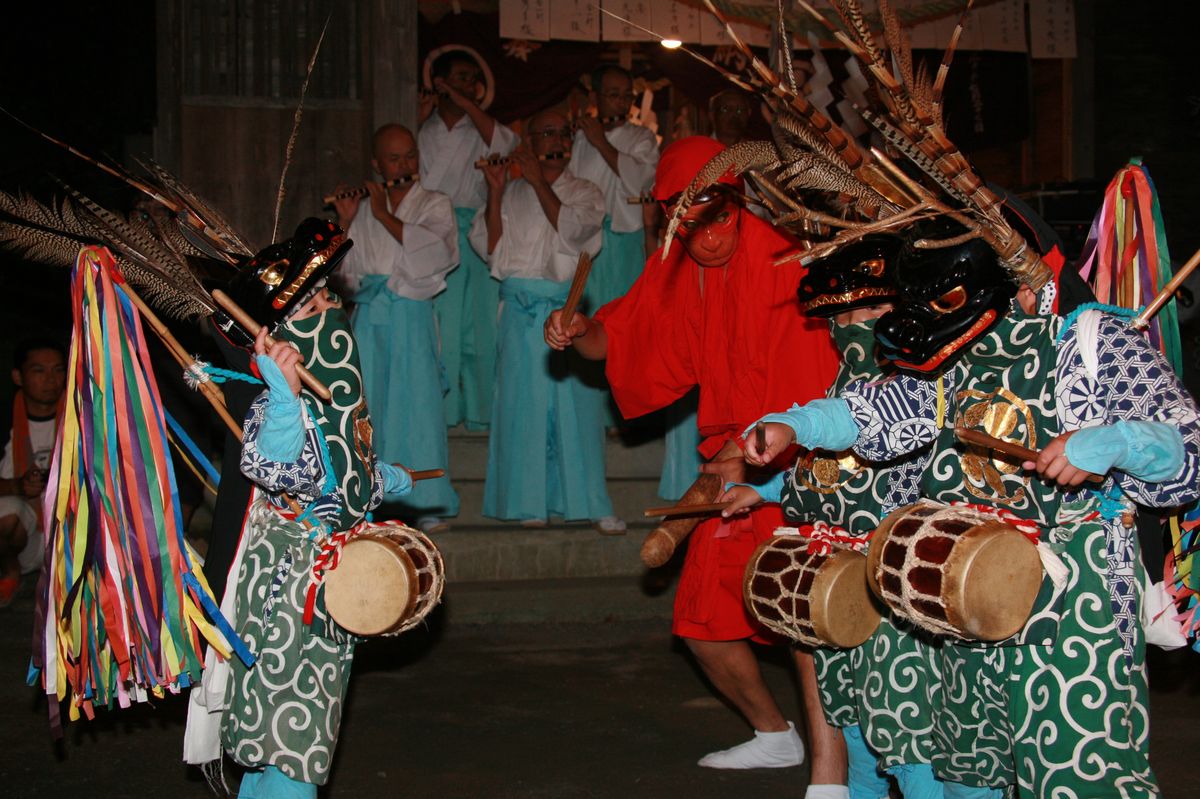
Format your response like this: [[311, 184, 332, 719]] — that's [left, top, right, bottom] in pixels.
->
[[1, 581, 1198, 798]]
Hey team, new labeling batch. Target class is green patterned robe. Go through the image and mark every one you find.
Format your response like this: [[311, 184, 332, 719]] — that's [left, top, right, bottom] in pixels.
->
[[221, 305, 387, 786], [841, 308, 1198, 797], [779, 321, 941, 771]]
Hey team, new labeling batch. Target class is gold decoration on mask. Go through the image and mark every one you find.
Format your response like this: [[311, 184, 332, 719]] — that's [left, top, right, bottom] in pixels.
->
[[258, 258, 289, 287], [956, 387, 1035, 507]]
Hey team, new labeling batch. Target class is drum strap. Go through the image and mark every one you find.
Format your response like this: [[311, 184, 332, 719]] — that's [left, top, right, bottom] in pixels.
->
[[806, 520, 869, 555], [302, 528, 354, 625]]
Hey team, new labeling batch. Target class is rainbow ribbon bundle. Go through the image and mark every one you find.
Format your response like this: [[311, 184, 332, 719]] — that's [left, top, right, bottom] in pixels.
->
[[1166, 507, 1200, 651], [30, 246, 249, 732], [1076, 158, 1182, 374]]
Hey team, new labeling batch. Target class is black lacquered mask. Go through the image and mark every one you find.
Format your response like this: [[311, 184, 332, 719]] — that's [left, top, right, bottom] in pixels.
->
[[874, 221, 1016, 374], [217, 217, 352, 346], [797, 234, 901, 318]]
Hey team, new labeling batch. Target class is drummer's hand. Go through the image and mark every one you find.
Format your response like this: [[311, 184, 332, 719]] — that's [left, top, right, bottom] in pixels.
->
[[544, 309, 588, 350], [743, 421, 795, 467], [718, 485, 762, 518], [254, 326, 302, 397], [699, 455, 746, 486], [1024, 431, 1093, 488]]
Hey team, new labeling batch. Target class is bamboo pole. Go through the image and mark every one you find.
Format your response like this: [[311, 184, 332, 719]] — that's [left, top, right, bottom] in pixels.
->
[[211, 289, 333, 401]]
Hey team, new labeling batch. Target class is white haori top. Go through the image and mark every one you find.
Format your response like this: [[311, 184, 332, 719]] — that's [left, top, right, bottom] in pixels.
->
[[469, 170, 605, 283], [341, 183, 460, 301], [419, 113, 519, 210], [569, 122, 658, 233]]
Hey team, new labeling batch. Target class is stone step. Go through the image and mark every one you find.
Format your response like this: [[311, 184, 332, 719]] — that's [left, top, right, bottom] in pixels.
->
[[445, 427, 667, 481], [421, 476, 666, 528], [433, 575, 678, 625], [429, 523, 658, 582]]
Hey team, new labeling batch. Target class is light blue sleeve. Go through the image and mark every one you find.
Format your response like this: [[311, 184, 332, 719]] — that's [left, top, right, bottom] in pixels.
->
[[253, 353, 305, 463], [377, 462, 414, 497], [724, 469, 789, 504], [749, 398, 859, 453], [1065, 420, 1186, 482]]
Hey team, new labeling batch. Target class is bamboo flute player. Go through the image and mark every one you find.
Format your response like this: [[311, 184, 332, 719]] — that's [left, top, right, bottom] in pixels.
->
[[544, 137, 847, 796]]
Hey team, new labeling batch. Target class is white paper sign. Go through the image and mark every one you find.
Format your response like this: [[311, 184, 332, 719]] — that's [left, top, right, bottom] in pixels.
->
[[500, 0, 550, 42], [1029, 0, 1077, 59], [550, 0, 600, 42], [978, 0, 1027, 53], [699, 13, 771, 49], [602, 0, 656, 42], [651, 0, 701, 44]]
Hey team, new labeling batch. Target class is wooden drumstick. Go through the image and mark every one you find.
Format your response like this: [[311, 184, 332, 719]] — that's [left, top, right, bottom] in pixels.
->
[[643, 500, 732, 518], [954, 427, 1103, 483], [212, 289, 333, 402], [559, 252, 592, 326], [1132, 246, 1200, 330], [640, 472, 725, 567], [407, 468, 445, 482]]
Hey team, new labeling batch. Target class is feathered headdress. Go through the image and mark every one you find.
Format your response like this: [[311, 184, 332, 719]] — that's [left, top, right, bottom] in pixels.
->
[[641, 0, 1052, 291]]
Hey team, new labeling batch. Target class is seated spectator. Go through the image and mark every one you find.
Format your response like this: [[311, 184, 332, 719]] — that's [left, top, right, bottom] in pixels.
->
[[0, 338, 66, 605]]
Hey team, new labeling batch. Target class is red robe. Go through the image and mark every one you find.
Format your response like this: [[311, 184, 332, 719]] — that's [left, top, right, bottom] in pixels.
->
[[595, 213, 839, 641]]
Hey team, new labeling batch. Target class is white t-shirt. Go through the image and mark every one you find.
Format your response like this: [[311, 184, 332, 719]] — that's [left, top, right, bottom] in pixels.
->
[[0, 416, 57, 479]]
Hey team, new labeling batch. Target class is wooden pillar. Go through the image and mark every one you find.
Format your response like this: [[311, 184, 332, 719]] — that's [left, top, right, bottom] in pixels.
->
[[366, 0, 419, 134], [154, 0, 183, 170]]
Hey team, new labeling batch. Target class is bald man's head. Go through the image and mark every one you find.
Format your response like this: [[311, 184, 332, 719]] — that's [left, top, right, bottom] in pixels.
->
[[526, 109, 572, 159], [371, 124, 419, 183]]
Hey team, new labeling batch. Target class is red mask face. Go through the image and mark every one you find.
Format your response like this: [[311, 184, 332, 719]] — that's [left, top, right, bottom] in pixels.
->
[[672, 195, 741, 268]]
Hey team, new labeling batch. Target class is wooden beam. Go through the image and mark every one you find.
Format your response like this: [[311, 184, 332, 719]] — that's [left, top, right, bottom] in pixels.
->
[[154, 0, 183, 170], [367, 0, 418, 133]]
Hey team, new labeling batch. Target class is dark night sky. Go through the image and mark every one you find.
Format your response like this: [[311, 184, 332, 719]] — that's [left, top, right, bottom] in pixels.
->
[[0, 3, 157, 395]]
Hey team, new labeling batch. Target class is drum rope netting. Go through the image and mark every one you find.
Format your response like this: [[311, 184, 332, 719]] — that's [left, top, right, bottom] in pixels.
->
[[749, 525, 867, 646], [379, 524, 445, 636], [878, 502, 976, 639], [877, 501, 1046, 639]]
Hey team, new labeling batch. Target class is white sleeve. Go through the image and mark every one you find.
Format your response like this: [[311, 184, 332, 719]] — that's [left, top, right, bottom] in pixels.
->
[[486, 122, 519, 155], [550, 180, 605, 281], [338, 215, 375, 295], [616, 129, 659, 195], [400, 193, 460, 281], [0, 436, 14, 480], [467, 204, 492, 263]]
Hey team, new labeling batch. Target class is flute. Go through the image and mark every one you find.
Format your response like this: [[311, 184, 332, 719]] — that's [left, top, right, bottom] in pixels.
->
[[474, 152, 569, 169], [572, 114, 628, 130], [322, 175, 418, 205], [626, 194, 656, 205]]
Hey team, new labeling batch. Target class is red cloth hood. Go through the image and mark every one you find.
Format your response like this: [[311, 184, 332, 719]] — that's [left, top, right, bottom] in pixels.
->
[[653, 136, 741, 202]]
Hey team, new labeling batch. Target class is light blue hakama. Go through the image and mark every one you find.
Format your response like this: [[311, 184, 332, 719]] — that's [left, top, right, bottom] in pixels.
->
[[353, 276, 459, 517], [657, 389, 703, 501], [484, 278, 614, 522], [434, 206, 500, 430], [583, 217, 646, 313]]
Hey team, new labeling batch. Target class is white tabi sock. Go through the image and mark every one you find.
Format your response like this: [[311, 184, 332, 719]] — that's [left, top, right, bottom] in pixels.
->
[[804, 785, 851, 799], [697, 720, 806, 769]]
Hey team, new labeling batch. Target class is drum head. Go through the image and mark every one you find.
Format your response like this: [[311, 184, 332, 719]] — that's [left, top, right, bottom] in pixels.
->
[[810, 549, 881, 648], [324, 535, 419, 636], [948, 526, 1043, 641]]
